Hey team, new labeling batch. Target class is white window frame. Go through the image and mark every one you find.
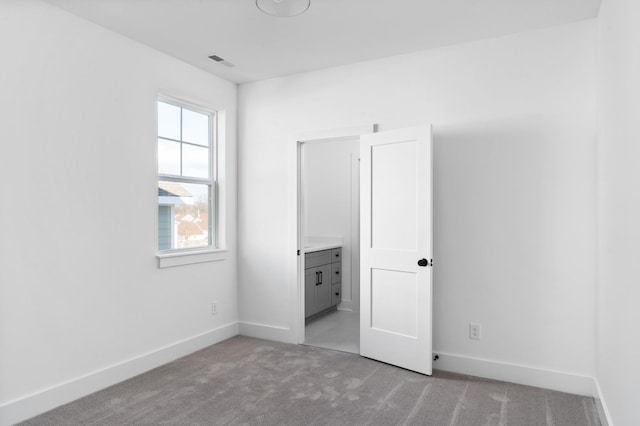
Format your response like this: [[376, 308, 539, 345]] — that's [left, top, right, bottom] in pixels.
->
[[156, 95, 226, 268]]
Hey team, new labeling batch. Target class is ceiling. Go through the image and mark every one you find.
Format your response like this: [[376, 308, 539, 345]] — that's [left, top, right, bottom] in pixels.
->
[[44, 0, 601, 84]]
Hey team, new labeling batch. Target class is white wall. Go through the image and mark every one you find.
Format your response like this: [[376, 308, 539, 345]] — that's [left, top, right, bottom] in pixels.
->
[[0, 2, 237, 424], [239, 20, 597, 393], [303, 139, 360, 312], [597, 0, 640, 424]]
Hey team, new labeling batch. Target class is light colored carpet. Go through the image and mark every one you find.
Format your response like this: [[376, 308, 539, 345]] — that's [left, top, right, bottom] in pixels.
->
[[21, 336, 602, 425]]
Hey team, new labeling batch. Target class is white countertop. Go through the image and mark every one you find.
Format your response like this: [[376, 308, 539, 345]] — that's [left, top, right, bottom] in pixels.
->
[[304, 243, 341, 253]]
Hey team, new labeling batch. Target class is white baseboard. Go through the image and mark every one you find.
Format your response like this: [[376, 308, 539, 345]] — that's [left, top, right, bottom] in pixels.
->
[[434, 351, 595, 397], [238, 321, 294, 343], [593, 377, 614, 426], [0, 322, 239, 426], [337, 299, 358, 312]]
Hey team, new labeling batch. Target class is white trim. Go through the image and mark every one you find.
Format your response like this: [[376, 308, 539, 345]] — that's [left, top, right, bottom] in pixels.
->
[[238, 321, 294, 343], [157, 248, 228, 268], [293, 124, 377, 144], [157, 93, 217, 116], [288, 124, 376, 347], [0, 323, 239, 426], [349, 151, 360, 314], [337, 300, 356, 312], [434, 350, 595, 397], [594, 377, 614, 426]]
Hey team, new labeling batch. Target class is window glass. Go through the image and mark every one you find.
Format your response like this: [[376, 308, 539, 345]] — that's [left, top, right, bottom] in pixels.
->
[[159, 181, 210, 250], [157, 139, 181, 175], [157, 101, 181, 140], [182, 144, 209, 179], [157, 98, 214, 252], [158, 205, 173, 250], [182, 109, 209, 146]]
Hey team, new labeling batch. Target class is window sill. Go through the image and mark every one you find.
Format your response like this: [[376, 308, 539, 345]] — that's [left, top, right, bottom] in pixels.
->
[[157, 248, 227, 268]]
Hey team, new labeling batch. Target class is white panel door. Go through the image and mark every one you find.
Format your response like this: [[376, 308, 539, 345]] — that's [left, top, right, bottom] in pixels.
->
[[360, 126, 432, 375]]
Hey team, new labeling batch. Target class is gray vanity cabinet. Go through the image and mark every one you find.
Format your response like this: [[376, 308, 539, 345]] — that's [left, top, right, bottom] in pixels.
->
[[305, 263, 330, 316], [305, 247, 342, 319]]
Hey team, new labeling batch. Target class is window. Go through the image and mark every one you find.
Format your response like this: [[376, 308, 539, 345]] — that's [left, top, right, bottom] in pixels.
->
[[157, 98, 215, 252]]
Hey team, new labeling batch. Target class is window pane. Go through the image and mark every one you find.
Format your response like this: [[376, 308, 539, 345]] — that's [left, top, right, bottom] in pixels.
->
[[157, 98, 216, 253], [182, 109, 209, 146], [157, 181, 211, 250], [158, 101, 181, 140], [158, 139, 180, 175], [182, 144, 209, 178], [158, 205, 173, 250]]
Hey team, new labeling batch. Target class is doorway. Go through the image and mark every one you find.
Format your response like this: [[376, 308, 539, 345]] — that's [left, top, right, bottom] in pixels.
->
[[290, 125, 374, 353], [301, 137, 360, 354], [290, 124, 433, 375]]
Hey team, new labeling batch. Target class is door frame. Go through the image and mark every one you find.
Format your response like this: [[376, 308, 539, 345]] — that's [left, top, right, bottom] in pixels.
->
[[287, 124, 376, 345]]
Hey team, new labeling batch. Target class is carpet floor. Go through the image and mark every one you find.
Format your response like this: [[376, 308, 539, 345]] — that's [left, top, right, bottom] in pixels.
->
[[21, 336, 601, 425]]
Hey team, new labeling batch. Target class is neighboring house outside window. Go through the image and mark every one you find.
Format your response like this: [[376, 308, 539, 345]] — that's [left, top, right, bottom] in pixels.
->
[[157, 98, 215, 251]]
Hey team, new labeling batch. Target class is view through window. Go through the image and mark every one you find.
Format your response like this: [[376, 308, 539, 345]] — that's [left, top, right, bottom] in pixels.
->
[[157, 99, 215, 251]]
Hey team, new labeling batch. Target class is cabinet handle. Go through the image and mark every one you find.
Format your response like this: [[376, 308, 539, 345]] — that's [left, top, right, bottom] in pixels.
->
[[315, 271, 319, 285], [335, 292, 340, 296]]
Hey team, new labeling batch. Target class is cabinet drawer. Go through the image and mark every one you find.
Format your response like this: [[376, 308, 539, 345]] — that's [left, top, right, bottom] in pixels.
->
[[332, 283, 341, 306], [305, 250, 332, 269], [331, 263, 341, 284], [331, 248, 342, 263]]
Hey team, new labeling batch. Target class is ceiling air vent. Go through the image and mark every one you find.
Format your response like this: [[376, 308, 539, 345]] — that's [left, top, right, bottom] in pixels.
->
[[208, 54, 235, 67]]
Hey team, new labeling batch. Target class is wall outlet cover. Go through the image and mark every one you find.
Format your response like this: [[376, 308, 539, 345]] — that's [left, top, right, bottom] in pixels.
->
[[469, 323, 481, 340]]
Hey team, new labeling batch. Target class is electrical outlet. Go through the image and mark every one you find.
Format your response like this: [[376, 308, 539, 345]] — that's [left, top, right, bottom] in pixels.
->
[[211, 302, 218, 316], [469, 323, 481, 340]]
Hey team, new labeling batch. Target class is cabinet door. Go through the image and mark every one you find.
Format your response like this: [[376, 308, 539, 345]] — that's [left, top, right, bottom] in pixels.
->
[[305, 267, 318, 317], [332, 283, 341, 306], [315, 264, 332, 312]]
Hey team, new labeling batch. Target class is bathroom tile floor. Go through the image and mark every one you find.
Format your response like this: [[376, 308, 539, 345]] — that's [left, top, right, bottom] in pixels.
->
[[304, 309, 359, 354]]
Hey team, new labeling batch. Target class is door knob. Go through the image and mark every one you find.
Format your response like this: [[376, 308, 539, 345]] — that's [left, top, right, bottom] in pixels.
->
[[417, 258, 429, 267]]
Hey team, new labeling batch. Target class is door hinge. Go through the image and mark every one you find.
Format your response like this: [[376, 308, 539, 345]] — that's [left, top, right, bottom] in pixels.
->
[[297, 249, 301, 256]]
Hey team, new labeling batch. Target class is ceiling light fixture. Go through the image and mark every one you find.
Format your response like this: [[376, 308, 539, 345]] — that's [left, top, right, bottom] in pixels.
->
[[256, 0, 310, 17]]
